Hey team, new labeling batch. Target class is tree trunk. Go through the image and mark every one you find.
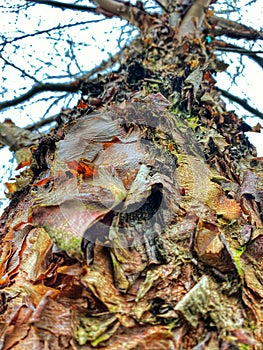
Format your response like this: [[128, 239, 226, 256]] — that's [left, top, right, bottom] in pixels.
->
[[0, 2, 263, 350]]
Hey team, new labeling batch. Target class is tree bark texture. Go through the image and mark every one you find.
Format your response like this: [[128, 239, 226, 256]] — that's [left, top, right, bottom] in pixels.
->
[[0, 4, 263, 350]]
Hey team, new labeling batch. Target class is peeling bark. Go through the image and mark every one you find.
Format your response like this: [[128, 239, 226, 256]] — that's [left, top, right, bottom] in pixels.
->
[[177, 0, 211, 40], [0, 1, 263, 349]]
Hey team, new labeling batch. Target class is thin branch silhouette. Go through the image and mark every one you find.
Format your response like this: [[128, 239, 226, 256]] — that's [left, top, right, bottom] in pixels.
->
[[0, 82, 80, 111], [24, 0, 97, 12], [218, 88, 263, 120]]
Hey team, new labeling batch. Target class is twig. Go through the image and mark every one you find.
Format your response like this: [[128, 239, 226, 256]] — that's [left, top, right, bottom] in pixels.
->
[[0, 43, 128, 113], [209, 15, 263, 40], [214, 41, 263, 69], [0, 20, 103, 48], [218, 88, 263, 120], [154, 0, 169, 13], [26, 115, 57, 131], [24, 0, 96, 12], [0, 55, 41, 83], [0, 82, 80, 111]]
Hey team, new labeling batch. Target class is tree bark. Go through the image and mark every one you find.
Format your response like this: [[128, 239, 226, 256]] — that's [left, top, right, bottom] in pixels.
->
[[0, 1, 263, 349]]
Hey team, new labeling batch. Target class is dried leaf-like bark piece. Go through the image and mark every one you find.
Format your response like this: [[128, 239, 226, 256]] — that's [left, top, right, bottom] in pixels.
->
[[32, 175, 55, 187], [32, 296, 72, 336], [245, 233, 263, 262], [174, 274, 250, 344], [1, 307, 33, 350], [241, 170, 259, 200], [5, 182, 17, 194], [206, 182, 241, 220], [74, 313, 120, 346], [32, 205, 90, 259], [66, 160, 94, 178], [184, 67, 203, 97], [20, 228, 53, 281], [216, 196, 241, 220], [57, 114, 124, 162], [239, 231, 263, 298], [240, 171, 262, 227], [194, 221, 234, 272], [81, 245, 129, 314]]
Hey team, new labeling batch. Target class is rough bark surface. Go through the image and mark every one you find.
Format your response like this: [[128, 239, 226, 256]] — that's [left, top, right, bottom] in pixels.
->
[[0, 2, 263, 350]]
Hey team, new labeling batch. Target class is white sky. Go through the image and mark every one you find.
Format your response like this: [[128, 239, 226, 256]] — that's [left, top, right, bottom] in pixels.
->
[[0, 1, 262, 213]]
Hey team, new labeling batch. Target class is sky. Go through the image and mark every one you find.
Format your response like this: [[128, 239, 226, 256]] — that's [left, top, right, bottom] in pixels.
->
[[0, 0, 262, 213]]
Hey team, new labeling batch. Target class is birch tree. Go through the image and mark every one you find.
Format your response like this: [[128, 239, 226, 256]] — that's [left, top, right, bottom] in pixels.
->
[[0, 1, 263, 349]]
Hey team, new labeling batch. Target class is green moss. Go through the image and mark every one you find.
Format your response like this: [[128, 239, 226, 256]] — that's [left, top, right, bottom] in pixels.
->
[[232, 245, 246, 280], [75, 314, 119, 346], [238, 344, 253, 350], [44, 226, 83, 260], [186, 115, 200, 130]]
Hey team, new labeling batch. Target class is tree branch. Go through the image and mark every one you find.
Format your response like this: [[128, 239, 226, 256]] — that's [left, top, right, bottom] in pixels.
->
[[211, 28, 263, 41], [94, 0, 160, 31], [26, 0, 159, 31], [218, 88, 263, 120], [209, 15, 263, 41], [0, 42, 128, 113], [0, 20, 103, 47], [0, 82, 80, 111], [154, 0, 169, 13], [24, 0, 96, 13], [0, 121, 40, 150], [177, 0, 211, 40], [214, 41, 263, 69], [0, 55, 41, 83], [26, 115, 58, 131]]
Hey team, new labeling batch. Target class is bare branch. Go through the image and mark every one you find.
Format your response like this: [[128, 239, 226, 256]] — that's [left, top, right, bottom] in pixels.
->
[[0, 121, 40, 150], [24, 0, 97, 13], [0, 20, 103, 48], [80, 45, 125, 81], [154, 0, 169, 13], [0, 82, 80, 112], [0, 55, 41, 83], [177, 0, 211, 40], [214, 41, 263, 69], [209, 15, 263, 41], [0, 42, 128, 113], [26, 95, 76, 131], [94, 0, 160, 31], [218, 88, 263, 121], [26, 115, 57, 131], [211, 28, 263, 41], [26, 0, 159, 31]]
